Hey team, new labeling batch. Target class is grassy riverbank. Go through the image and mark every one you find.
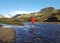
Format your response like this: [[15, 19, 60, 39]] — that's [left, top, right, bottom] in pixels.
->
[[0, 18, 24, 26], [0, 18, 60, 26]]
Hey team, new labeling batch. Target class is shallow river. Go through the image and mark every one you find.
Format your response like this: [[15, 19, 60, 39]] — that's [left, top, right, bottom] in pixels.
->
[[2, 22, 60, 43]]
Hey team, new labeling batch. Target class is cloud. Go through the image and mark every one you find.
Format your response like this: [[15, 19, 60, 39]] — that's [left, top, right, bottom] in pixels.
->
[[5, 10, 38, 18], [8, 10, 37, 17], [9, 11, 31, 15], [4, 14, 11, 18]]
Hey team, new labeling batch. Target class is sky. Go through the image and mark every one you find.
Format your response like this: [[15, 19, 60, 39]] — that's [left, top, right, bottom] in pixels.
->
[[0, 0, 60, 17]]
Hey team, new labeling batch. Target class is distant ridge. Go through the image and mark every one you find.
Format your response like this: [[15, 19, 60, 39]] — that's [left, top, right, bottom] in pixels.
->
[[39, 7, 55, 14], [0, 14, 6, 18]]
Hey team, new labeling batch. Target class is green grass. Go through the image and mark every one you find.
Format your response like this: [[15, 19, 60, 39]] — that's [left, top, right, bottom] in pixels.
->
[[37, 14, 52, 22], [0, 18, 24, 25], [55, 15, 60, 20]]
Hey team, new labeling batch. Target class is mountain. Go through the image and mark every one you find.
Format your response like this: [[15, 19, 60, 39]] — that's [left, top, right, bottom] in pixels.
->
[[13, 7, 60, 22], [38, 7, 60, 22], [39, 7, 55, 14], [13, 14, 23, 18], [0, 14, 6, 18]]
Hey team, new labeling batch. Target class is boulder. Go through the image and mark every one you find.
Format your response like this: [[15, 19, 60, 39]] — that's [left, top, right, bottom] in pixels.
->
[[0, 28, 15, 43]]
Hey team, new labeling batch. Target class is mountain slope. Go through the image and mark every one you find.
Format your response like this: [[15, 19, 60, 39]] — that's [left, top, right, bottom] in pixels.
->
[[13, 7, 60, 22]]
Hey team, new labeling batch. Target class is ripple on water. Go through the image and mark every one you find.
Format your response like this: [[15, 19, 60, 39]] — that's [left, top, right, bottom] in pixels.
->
[[1, 23, 60, 43]]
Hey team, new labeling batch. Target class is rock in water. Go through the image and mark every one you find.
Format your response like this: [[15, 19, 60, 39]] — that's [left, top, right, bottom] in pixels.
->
[[0, 28, 15, 43]]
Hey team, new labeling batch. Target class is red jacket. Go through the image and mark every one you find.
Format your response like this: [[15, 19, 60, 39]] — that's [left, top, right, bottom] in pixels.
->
[[31, 17, 35, 24]]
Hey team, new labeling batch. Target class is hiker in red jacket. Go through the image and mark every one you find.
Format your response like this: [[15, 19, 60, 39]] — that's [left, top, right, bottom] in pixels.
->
[[31, 17, 36, 25], [31, 17, 36, 33]]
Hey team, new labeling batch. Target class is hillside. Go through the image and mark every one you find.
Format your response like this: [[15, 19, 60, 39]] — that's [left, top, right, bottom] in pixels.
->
[[13, 7, 60, 22], [34, 7, 60, 22], [39, 7, 55, 14]]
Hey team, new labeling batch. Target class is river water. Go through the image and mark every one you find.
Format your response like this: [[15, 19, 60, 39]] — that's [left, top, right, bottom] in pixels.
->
[[2, 22, 60, 43]]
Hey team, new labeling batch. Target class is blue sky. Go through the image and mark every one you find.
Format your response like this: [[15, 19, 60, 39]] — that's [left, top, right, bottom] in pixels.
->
[[0, 0, 60, 17]]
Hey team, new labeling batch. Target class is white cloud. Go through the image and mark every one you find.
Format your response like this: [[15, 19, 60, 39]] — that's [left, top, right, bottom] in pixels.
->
[[9, 11, 34, 15], [9, 11, 30, 16], [4, 15, 11, 18], [4, 10, 38, 18]]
